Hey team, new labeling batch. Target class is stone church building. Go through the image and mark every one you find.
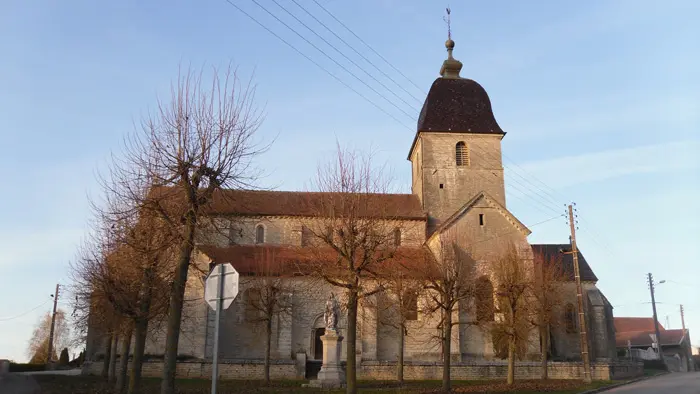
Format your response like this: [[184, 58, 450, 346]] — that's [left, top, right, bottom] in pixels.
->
[[86, 38, 619, 379]]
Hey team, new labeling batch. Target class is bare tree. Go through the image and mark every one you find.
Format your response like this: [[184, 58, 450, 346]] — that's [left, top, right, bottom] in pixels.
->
[[240, 247, 295, 385], [101, 64, 264, 394], [27, 310, 70, 364], [299, 144, 406, 394], [419, 230, 477, 393], [490, 244, 531, 385], [71, 207, 173, 394], [530, 249, 567, 379]]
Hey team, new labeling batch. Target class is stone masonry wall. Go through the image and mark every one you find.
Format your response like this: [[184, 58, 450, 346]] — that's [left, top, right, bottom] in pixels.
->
[[413, 133, 506, 224], [83, 359, 641, 381], [83, 359, 299, 380], [358, 361, 643, 381]]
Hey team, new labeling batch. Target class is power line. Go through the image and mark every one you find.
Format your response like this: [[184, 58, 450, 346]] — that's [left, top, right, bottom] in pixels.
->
[[248, 0, 416, 121], [272, 0, 419, 113], [223, 0, 413, 130], [290, 0, 423, 104], [0, 298, 52, 322], [310, 0, 426, 96], [226, 0, 605, 246], [226, 1, 573, 221]]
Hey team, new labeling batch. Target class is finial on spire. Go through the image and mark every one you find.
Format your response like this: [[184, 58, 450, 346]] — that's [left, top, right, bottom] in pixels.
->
[[444, 6, 452, 41], [439, 5, 462, 79]]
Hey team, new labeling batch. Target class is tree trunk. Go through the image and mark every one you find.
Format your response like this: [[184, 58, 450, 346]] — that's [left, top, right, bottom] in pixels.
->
[[264, 317, 272, 385], [129, 317, 149, 394], [442, 308, 452, 393], [160, 216, 196, 394], [346, 289, 358, 394], [129, 266, 154, 394], [108, 334, 119, 383], [101, 334, 113, 379], [540, 325, 549, 380], [116, 328, 132, 393], [397, 323, 404, 384], [507, 335, 516, 385]]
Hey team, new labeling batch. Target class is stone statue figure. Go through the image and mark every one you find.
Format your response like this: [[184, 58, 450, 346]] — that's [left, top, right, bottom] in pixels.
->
[[324, 293, 340, 331]]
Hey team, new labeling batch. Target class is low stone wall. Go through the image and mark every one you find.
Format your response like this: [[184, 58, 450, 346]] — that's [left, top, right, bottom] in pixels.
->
[[358, 360, 643, 381], [83, 359, 642, 381], [83, 359, 299, 380]]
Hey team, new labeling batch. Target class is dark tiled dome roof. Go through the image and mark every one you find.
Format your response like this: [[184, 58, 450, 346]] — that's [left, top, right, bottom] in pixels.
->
[[416, 77, 504, 135]]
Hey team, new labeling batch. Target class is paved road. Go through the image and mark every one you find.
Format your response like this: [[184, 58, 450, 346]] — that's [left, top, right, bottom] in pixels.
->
[[0, 374, 40, 394], [607, 372, 700, 393]]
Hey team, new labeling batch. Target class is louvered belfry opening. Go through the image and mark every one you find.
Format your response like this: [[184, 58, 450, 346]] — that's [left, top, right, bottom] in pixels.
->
[[455, 141, 468, 166]]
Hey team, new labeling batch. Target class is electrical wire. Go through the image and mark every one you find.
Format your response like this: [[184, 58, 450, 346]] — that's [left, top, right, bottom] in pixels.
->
[[224, 0, 414, 131], [0, 298, 52, 322]]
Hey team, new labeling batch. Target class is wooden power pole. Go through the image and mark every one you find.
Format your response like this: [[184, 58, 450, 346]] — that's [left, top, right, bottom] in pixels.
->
[[47, 283, 60, 364], [567, 204, 592, 383], [647, 273, 663, 360], [681, 304, 686, 335]]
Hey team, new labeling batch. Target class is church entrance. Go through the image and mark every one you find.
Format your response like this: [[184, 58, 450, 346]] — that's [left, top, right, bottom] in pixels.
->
[[313, 328, 325, 360]]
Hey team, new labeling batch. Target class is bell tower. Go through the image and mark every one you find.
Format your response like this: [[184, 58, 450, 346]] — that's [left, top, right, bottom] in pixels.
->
[[408, 33, 507, 230]]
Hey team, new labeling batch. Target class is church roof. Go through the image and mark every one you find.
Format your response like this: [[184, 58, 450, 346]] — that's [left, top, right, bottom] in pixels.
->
[[151, 187, 426, 220], [416, 77, 505, 135], [197, 244, 433, 276], [530, 244, 598, 282]]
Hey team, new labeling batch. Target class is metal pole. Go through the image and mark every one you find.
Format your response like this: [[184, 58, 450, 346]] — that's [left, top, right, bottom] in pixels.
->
[[648, 273, 663, 360], [568, 205, 591, 383], [211, 264, 224, 394], [47, 284, 60, 364]]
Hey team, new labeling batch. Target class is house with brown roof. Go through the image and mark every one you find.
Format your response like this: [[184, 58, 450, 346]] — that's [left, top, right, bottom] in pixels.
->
[[615, 317, 694, 372], [85, 36, 619, 379]]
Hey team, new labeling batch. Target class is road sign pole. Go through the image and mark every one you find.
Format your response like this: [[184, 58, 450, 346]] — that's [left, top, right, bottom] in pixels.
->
[[211, 263, 224, 394]]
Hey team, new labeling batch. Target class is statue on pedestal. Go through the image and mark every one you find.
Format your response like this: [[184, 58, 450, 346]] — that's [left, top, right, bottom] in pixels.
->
[[324, 293, 340, 333], [305, 292, 346, 388]]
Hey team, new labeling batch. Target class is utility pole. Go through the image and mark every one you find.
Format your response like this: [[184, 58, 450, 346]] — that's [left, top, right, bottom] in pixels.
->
[[647, 273, 663, 360], [681, 304, 686, 335], [47, 283, 60, 364], [567, 204, 591, 383]]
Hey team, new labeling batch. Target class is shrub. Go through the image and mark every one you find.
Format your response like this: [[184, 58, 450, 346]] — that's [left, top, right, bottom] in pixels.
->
[[59, 348, 69, 366], [9, 363, 46, 372]]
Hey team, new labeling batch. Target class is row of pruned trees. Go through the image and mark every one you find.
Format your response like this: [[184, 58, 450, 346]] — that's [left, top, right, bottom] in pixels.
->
[[69, 64, 265, 394]]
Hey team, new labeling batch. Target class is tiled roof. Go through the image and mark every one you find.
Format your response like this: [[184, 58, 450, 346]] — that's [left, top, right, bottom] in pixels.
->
[[530, 244, 598, 282], [615, 317, 665, 333], [197, 245, 433, 276], [616, 329, 686, 348], [417, 78, 504, 135], [152, 187, 427, 220]]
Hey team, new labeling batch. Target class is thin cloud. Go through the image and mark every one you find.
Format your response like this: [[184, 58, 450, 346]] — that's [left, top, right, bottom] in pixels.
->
[[507, 140, 700, 191]]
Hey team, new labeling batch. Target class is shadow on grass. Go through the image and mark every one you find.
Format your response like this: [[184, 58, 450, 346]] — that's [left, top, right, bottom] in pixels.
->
[[33, 375, 616, 394]]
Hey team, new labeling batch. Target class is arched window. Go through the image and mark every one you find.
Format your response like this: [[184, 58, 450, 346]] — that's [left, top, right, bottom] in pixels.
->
[[564, 303, 576, 333], [401, 291, 418, 321], [475, 276, 495, 322], [455, 141, 469, 166], [393, 228, 402, 246], [255, 224, 265, 244]]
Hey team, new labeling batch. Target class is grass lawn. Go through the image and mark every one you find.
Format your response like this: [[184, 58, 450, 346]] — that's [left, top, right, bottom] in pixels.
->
[[33, 375, 618, 393]]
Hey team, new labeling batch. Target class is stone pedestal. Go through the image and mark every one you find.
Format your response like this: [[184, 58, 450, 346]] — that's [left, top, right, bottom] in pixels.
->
[[307, 330, 346, 388]]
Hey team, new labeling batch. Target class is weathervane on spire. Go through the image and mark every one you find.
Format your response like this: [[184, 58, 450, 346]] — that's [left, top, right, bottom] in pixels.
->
[[443, 6, 452, 41]]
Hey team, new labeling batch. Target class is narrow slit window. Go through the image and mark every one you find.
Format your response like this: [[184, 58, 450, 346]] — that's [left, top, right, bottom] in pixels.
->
[[393, 228, 402, 246], [255, 224, 265, 244], [455, 141, 469, 166], [439, 183, 444, 189], [479, 214, 484, 226]]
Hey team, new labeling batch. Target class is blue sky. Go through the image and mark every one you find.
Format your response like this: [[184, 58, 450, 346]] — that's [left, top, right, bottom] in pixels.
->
[[1, 0, 698, 362]]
